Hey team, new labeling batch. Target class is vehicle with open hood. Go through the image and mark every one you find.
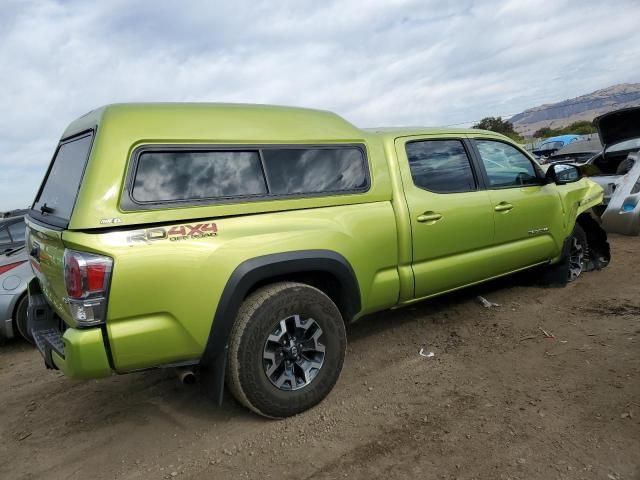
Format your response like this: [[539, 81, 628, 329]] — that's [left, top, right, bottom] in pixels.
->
[[583, 107, 640, 235]]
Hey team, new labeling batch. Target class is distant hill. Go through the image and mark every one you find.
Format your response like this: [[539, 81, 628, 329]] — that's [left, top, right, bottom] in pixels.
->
[[510, 83, 640, 137]]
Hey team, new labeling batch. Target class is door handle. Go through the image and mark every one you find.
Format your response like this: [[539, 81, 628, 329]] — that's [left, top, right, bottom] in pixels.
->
[[494, 202, 513, 212], [417, 212, 443, 223]]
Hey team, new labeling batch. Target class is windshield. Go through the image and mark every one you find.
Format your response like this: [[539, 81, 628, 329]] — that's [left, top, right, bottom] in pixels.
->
[[539, 141, 563, 151], [33, 133, 94, 223], [608, 137, 640, 153]]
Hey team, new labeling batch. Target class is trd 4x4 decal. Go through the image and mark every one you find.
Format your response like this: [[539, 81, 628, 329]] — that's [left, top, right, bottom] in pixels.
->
[[127, 223, 217, 243]]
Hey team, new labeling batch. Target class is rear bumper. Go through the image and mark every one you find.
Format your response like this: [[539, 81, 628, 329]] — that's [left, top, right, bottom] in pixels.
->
[[28, 281, 111, 379], [50, 328, 112, 379]]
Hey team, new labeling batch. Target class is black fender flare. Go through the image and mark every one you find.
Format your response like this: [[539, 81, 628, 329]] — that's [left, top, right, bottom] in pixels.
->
[[199, 250, 361, 404]]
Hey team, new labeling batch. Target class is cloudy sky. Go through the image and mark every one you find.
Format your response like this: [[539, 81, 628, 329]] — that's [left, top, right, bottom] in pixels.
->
[[1, 0, 639, 210]]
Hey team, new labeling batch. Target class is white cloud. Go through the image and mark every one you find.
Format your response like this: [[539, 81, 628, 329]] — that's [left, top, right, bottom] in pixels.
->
[[1, 0, 639, 209]]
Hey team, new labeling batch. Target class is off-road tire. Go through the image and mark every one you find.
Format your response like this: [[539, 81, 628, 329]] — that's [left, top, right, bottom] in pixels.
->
[[537, 224, 588, 287], [567, 224, 588, 283], [14, 294, 34, 343], [226, 282, 346, 418]]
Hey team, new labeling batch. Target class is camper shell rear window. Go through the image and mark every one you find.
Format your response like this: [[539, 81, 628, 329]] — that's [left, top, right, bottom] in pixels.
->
[[31, 131, 94, 228], [126, 144, 369, 208]]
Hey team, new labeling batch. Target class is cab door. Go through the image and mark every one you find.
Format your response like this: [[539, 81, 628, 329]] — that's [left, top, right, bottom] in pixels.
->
[[396, 136, 495, 299], [470, 138, 564, 273]]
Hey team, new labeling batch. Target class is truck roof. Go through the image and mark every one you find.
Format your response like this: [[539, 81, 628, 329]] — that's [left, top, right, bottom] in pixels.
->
[[63, 103, 504, 143], [63, 103, 365, 142], [365, 126, 495, 139]]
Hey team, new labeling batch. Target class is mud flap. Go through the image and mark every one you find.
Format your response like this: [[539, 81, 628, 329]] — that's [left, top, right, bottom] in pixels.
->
[[200, 348, 227, 405]]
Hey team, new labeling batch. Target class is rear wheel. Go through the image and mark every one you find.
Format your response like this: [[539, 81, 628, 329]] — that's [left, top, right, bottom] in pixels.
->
[[14, 294, 34, 344], [226, 282, 346, 418]]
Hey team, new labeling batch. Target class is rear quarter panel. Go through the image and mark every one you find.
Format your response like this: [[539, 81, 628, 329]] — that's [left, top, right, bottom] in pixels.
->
[[56, 106, 400, 371], [63, 203, 399, 371]]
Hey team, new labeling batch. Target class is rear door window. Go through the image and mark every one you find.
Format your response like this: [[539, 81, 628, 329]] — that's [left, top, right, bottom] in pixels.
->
[[33, 133, 94, 222], [406, 140, 476, 193]]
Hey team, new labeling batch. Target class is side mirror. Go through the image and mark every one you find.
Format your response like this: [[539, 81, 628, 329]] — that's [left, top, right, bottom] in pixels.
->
[[546, 163, 581, 185]]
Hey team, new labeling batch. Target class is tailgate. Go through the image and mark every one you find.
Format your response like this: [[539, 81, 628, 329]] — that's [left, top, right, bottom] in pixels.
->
[[25, 218, 73, 325]]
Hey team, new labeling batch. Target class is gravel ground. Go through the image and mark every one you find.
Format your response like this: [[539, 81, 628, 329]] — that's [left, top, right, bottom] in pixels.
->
[[0, 234, 638, 480]]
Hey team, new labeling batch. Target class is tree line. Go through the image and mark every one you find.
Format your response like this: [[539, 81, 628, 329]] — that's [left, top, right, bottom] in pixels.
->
[[472, 117, 597, 142]]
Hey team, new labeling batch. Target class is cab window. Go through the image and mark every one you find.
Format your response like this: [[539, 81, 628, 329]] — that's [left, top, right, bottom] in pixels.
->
[[406, 140, 476, 193], [475, 140, 540, 188]]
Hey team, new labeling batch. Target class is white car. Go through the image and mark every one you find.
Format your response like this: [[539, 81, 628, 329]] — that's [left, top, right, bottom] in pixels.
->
[[586, 107, 640, 236]]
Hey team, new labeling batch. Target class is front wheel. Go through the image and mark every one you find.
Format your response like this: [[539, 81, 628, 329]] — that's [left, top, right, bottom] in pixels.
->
[[226, 282, 346, 418], [567, 224, 588, 282]]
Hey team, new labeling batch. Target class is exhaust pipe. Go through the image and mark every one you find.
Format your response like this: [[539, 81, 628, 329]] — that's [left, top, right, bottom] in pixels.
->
[[176, 367, 196, 385]]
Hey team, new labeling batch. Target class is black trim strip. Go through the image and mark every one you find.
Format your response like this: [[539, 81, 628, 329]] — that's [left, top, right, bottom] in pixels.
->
[[66, 201, 389, 234], [25, 213, 65, 231]]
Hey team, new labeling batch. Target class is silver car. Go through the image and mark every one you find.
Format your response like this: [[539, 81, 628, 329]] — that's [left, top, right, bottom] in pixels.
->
[[586, 107, 640, 236], [0, 216, 33, 342]]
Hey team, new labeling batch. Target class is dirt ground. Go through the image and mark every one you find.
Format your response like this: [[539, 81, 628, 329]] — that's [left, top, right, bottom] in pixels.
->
[[1, 235, 638, 480]]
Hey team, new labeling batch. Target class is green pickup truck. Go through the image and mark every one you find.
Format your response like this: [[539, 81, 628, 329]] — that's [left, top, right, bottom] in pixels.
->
[[26, 103, 609, 418]]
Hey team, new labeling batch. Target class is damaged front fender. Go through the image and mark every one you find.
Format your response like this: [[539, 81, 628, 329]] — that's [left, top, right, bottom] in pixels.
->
[[575, 179, 605, 217]]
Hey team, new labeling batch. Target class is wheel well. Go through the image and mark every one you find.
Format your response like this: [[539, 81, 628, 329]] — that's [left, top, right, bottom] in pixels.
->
[[246, 271, 352, 323], [200, 250, 361, 405], [576, 212, 611, 265]]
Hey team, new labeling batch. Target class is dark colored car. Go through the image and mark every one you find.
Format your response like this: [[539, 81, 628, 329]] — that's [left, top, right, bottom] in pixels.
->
[[547, 137, 602, 164], [1, 209, 33, 342], [1, 210, 28, 254]]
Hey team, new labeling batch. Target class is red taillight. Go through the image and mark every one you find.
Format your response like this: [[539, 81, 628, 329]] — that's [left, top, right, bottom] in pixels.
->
[[65, 253, 83, 299], [87, 263, 107, 292], [0, 261, 26, 275], [63, 249, 113, 327], [63, 249, 112, 300]]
